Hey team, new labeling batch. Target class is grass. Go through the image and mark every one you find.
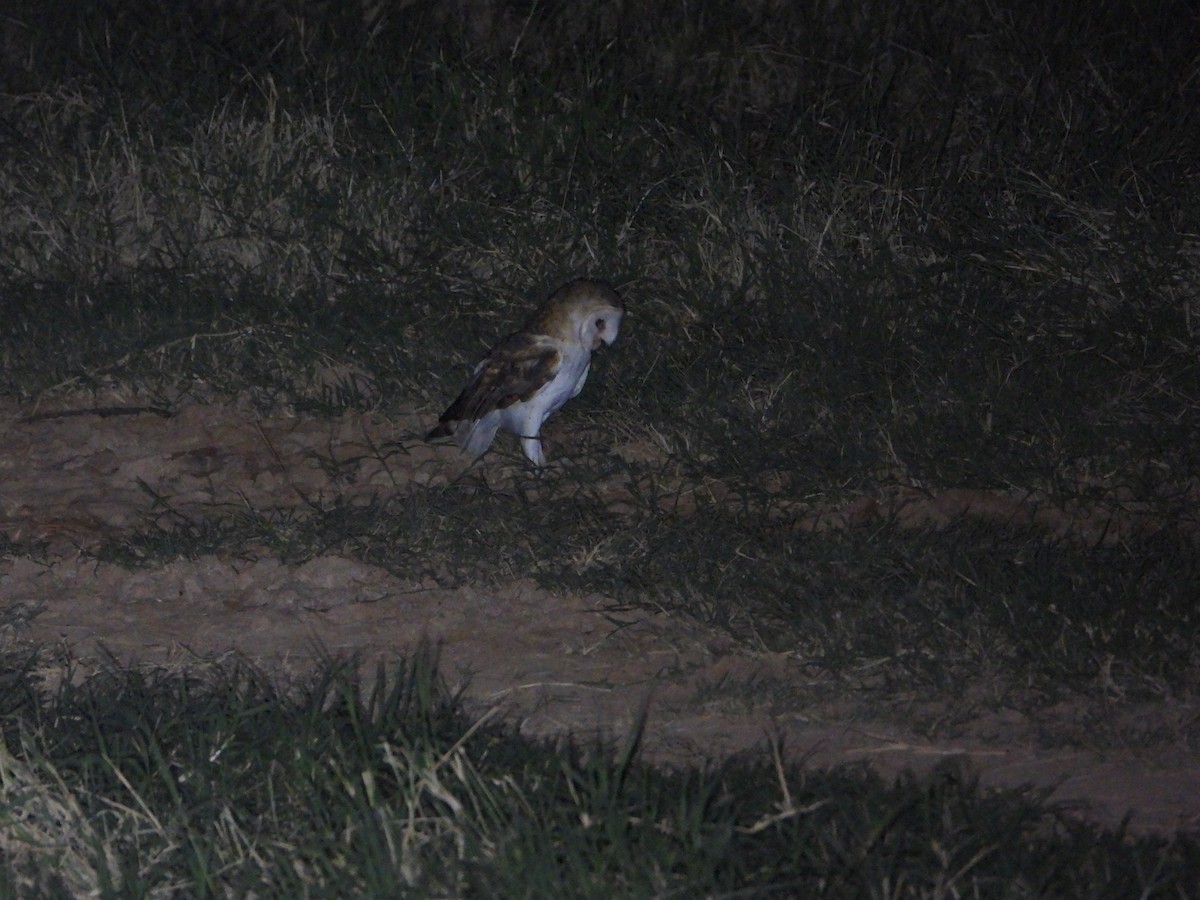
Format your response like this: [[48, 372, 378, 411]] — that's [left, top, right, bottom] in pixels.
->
[[2, 0, 1199, 890], [1, 650, 1196, 897]]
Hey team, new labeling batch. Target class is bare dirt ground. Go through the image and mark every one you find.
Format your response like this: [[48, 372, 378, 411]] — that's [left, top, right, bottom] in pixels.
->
[[2, 394, 1198, 836]]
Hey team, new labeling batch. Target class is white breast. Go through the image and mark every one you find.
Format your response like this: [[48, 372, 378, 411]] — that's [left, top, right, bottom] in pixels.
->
[[498, 343, 589, 438], [540, 345, 591, 413]]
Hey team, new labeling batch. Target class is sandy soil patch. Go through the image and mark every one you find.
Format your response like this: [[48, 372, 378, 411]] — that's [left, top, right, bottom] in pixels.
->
[[2, 397, 1197, 835]]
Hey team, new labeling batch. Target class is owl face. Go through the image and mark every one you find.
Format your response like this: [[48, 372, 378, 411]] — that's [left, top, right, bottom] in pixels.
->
[[526, 280, 624, 351], [426, 278, 625, 467]]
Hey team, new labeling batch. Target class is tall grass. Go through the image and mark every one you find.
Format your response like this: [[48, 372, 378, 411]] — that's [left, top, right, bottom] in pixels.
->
[[2, 650, 1196, 896]]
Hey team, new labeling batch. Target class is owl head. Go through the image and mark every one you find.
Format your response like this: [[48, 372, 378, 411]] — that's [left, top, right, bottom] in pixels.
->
[[529, 279, 624, 349]]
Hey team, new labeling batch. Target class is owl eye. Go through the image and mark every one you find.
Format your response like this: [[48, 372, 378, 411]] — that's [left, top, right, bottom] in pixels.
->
[[595, 318, 606, 332]]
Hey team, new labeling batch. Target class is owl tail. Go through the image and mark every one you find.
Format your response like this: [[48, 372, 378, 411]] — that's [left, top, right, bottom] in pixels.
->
[[459, 416, 501, 457], [428, 414, 502, 459]]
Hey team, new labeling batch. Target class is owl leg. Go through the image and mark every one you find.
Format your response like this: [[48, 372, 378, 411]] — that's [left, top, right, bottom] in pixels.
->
[[519, 434, 545, 467], [504, 406, 548, 467]]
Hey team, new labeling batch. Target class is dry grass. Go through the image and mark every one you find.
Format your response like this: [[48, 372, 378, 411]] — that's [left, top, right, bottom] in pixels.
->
[[4, 0, 1197, 718]]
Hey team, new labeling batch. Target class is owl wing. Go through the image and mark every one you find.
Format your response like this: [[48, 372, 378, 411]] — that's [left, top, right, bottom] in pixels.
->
[[428, 332, 562, 436]]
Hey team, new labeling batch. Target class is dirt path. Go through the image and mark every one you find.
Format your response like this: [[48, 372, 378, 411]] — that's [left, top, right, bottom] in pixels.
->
[[2, 397, 1198, 835]]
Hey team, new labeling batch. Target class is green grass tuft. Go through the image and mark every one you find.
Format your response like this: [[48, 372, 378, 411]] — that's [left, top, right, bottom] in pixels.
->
[[1, 651, 1196, 895]]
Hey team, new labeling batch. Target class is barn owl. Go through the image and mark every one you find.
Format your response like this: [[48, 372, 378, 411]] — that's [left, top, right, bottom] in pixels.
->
[[427, 279, 624, 467]]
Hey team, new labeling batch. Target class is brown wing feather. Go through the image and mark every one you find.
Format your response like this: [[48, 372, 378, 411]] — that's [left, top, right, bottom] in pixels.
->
[[429, 333, 560, 434]]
